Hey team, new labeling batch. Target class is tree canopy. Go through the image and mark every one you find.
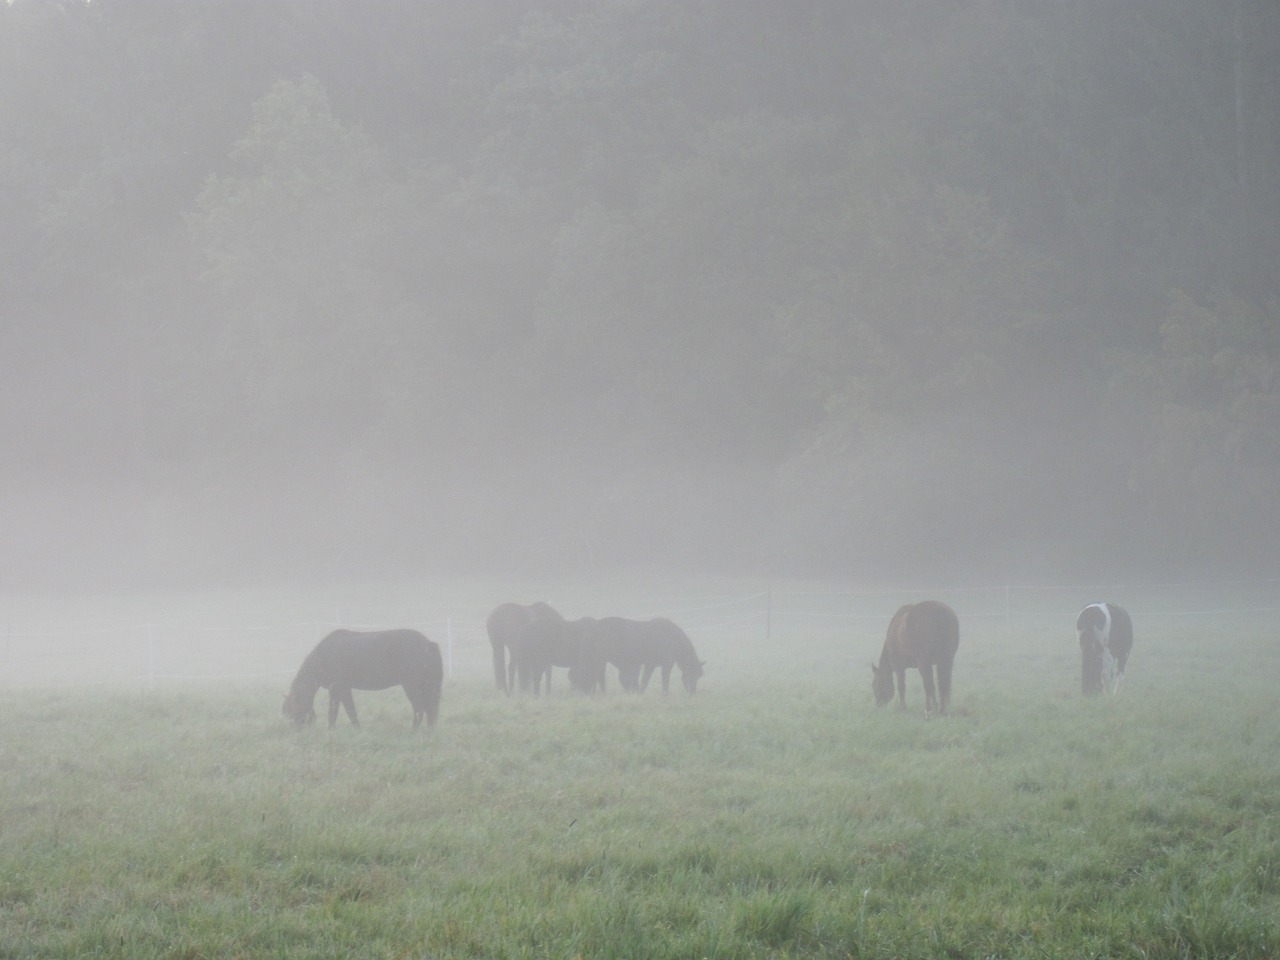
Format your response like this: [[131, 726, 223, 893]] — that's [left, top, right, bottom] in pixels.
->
[[2, 0, 1277, 586]]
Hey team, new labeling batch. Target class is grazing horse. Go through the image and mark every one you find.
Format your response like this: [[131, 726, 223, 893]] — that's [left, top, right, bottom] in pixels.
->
[[871, 600, 959, 717], [1076, 602, 1133, 695], [597, 617, 705, 695], [486, 601, 563, 694], [282, 629, 443, 729], [638, 617, 705, 694]]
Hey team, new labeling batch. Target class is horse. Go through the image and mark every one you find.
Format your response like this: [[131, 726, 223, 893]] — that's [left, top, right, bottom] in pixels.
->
[[486, 601, 563, 694], [1076, 602, 1133, 695], [600, 616, 705, 695], [567, 618, 612, 694], [568, 616, 630, 693], [512, 616, 596, 695], [871, 600, 959, 717], [282, 629, 443, 729]]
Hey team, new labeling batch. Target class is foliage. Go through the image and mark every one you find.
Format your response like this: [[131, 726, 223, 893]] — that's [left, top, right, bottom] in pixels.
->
[[1124, 291, 1280, 566], [1, 0, 1279, 583]]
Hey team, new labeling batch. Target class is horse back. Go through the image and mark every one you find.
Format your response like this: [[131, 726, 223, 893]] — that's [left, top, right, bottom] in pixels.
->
[[891, 600, 959, 667], [592, 617, 641, 663], [317, 629, 434, 690]]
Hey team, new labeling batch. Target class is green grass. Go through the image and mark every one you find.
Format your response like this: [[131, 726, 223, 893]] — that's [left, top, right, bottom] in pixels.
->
[[1, 587, 1278, 958]]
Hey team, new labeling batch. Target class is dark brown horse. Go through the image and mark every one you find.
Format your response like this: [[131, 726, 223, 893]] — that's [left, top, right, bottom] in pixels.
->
[[512, 616, 599, 695], [282, 629, 443, 729], [872, 600, 959, 717], [1076, 602, 1133, 695], [577, 616, 705, 695], [486, 601, 563, 694]]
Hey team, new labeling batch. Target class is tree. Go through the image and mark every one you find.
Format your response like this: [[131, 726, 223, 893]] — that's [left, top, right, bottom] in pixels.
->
[[1125, 292, 1280, 569]]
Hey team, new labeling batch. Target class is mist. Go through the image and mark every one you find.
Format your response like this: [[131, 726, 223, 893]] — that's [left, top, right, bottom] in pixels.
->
[[3, 0, 1279, 592]]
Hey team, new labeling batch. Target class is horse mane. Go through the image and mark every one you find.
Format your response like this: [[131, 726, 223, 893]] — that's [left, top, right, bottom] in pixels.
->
[[651, 618, 697, 669], [283, 633, 339, 721]]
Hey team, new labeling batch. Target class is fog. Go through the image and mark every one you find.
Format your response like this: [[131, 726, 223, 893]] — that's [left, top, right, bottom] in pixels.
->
[[3, 0, 1279, 592]]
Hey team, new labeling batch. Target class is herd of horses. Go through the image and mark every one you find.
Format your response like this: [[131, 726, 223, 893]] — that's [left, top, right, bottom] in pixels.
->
[[282, 598, 1133, 728], [485, 602, 706, 698]]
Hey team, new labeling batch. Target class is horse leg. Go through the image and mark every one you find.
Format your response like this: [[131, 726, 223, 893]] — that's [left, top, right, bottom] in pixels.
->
[[506, 651, 518, 695], [1081, 637, 1102, 695], [492, 642, 507, 693], [325, 687, 354, 726], [920, 665, 939, 718], [894, 669, 907, 710], [660, 664, 672, 695], [1101, 646, 1117, 694]]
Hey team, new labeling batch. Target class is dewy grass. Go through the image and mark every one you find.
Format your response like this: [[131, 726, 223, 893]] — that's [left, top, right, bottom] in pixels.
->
[[2, 612, 1278, 959]]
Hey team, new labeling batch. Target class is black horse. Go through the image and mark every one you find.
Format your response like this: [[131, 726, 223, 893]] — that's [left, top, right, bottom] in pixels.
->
[[1076, 602, 1133, 695], [590, 616, 705, 694], [872, 600, 959, 717], [282, 629, 443, 728], [567, 618, 616, 694], [564, 616, 625, 693], [486, 601, 563, 694]]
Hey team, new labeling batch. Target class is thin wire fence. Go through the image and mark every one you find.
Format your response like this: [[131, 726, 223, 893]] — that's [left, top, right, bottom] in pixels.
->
[[2, 578, 1276, 690]]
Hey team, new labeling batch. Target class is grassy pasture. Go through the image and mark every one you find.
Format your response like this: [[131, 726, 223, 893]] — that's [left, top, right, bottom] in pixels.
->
[[1, 578, 1278, 958]]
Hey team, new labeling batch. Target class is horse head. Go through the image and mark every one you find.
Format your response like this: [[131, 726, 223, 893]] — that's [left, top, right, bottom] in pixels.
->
[[871, 661, 894, 707], [281, 690, 316, 725], [681, 660, 706, 694]]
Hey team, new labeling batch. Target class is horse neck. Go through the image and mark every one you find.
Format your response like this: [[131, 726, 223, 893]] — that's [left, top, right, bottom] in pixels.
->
[[674, 642, 700, 671], [289, 666, 321, 705]]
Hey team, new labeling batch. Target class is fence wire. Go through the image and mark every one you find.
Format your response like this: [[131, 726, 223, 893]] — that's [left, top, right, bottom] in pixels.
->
[[2, 578, 1276, 689]]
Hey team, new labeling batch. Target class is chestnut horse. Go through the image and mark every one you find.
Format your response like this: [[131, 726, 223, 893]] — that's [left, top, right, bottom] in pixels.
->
[[871, 600, 959, 717], [1076, 602, 1133, 695], [282, 628, 442, 729]]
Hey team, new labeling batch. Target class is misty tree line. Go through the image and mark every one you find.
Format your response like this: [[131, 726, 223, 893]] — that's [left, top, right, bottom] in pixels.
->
[[3, 0, 1278, 586]]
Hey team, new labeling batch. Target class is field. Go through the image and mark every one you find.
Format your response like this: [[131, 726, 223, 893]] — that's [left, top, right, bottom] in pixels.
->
[[2, 578, 1278, 959]]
